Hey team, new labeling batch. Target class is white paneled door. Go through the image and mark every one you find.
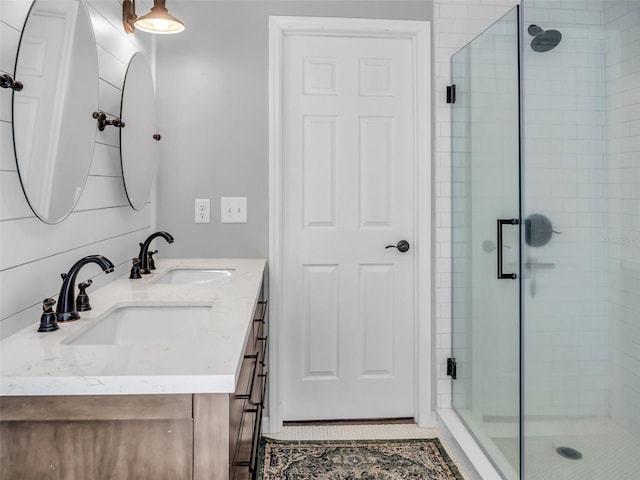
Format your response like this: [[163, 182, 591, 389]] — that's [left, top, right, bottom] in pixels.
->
[[280, 27, 419, 420]]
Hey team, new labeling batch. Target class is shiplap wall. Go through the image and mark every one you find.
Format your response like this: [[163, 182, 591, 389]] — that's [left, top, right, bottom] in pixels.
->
[[0, 0, 155, 338]]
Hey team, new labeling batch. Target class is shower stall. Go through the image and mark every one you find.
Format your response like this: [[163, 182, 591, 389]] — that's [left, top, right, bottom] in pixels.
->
[[450, 1, 640, 479]]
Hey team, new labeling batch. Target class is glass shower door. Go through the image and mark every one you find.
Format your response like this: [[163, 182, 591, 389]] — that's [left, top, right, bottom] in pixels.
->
[[451, 7, 521, 479]]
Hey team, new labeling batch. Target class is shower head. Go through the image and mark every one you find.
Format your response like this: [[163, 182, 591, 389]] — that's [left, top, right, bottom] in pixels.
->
[[528, 24, 562, 52]]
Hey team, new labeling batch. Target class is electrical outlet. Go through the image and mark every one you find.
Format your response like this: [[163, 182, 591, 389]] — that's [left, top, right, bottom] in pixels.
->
[[195, 198, 210, 223], [220, 197, 247, 223]]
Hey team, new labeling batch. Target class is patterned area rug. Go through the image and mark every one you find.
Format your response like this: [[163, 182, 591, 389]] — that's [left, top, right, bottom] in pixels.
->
[[259, 438, 465, 479]]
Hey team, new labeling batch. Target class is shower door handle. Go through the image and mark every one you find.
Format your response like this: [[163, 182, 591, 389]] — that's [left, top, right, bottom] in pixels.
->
[[497, 219, 519, 280]]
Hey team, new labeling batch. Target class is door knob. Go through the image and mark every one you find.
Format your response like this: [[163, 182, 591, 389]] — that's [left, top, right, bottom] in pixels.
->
[[385, 240, 410, 253]]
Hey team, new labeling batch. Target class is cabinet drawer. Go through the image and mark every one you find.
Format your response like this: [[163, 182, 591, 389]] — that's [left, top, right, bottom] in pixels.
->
[[251, 340, 267, 407], [229, 354, 255, 470], [232, 406, 256, 480], [234, 372, 267, 480], [232, 292, 268, 480]]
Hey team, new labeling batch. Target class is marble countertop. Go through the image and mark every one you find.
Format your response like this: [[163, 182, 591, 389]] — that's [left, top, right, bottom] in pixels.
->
[[0, 258, 266, 396]]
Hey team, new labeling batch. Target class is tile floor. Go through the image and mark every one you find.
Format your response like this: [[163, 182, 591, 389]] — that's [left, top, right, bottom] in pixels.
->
[[265, 417, 640, 479], [493, 417, 640, 480], [454, 412, 640, 480]]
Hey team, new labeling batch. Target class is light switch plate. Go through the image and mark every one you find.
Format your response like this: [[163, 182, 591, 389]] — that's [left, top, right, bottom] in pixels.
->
[[221, 197, 247, 223]]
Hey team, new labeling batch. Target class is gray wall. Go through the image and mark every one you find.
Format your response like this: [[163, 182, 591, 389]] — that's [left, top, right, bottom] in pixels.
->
[[156, 1, 433, 259]]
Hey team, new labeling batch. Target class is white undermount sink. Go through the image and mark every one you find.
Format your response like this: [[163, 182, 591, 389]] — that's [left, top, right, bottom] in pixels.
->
[[151, 268, 233, 285], [64, 305, 212, 346]]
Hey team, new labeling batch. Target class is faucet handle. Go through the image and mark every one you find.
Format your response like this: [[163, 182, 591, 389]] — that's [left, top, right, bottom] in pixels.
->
[[38, 298, 59, 332], [76, 279, 93, 312], [148, 250, 159, 270], [129, 258, 142, 279], [43, 297, 56, 313]]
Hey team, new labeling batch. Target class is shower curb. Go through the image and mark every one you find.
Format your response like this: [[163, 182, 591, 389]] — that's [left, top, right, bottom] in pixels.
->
[[437, 409, 504, 480]]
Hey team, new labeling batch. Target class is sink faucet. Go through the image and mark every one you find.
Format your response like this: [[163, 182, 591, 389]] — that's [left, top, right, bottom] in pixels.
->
[[56, 255, 115, 322], [137, 231, 174, 275]]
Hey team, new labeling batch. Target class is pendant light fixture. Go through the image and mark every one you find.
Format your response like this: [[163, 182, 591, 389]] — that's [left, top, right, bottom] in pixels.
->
[[123, 0, 185, 35]]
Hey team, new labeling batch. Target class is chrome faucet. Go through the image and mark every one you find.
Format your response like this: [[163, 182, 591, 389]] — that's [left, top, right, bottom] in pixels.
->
[[137, 231, 174, 275], [56, 255, 115, 322]]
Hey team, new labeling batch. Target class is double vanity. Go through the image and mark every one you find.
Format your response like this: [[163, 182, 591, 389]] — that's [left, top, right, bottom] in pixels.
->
[[0, 258, 267, 480]]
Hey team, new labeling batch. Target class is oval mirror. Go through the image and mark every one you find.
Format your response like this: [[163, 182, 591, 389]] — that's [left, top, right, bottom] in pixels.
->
[[120, 52, 157, 210], [13, 0, 99, 224]]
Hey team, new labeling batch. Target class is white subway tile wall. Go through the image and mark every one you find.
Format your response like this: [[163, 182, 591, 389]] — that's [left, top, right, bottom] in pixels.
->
[[522, 1, 609, 417], [605, 0, 640, 438], [0, 0, 156, 338]]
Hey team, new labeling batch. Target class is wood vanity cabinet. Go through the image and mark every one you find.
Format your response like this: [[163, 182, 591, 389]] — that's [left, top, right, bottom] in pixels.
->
[[0, 297, 268, 480]]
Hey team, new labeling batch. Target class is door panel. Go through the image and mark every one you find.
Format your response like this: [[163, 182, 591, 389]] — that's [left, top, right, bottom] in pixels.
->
[[281, 32, 416, 420], [359, 264, 395, 376], [303, 264, 339, 379], [303, 116, 336, 226], [360, 117, 393, 226]]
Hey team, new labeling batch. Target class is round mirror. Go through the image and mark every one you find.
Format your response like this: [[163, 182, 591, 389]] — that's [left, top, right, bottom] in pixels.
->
[[120, 52, 157, 211], [13, 0, 99, 224]]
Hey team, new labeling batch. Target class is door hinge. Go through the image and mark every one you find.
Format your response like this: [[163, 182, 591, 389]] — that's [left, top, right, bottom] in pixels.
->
[[446, 85, 456, 104], [447, 357, 457, 379]]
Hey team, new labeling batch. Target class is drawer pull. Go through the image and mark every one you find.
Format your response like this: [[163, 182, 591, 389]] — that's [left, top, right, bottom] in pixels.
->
[[258, 373, 267, 408], [260, 336, 269, 366], [254, 300, 268, 323]]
